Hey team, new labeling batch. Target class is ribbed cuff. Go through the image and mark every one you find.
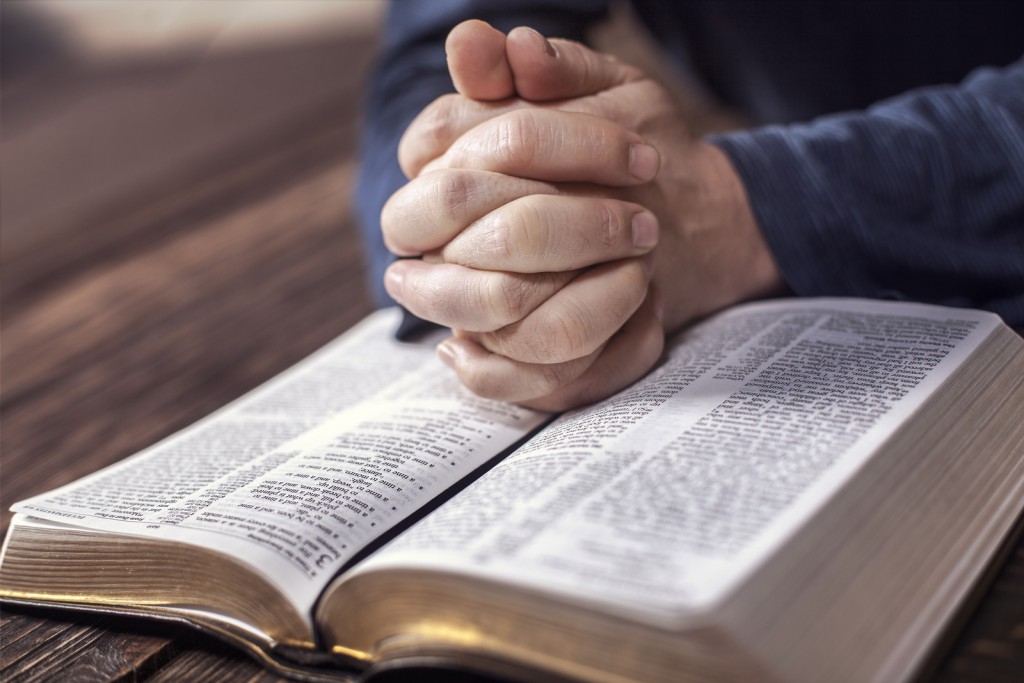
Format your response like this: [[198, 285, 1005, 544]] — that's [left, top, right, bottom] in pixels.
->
[[708, 126, 869, 299]]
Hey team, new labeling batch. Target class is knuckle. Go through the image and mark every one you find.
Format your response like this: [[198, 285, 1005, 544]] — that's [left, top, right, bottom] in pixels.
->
[[537, 308, 589, 361], [444, 276, 494, 325], [420, 95, 458, 149], [493, 110, 539, 169], [476, 212, 516, 264], [536, 361, 571, 395], [489, 275, 532, 326], [431, 170, 477, 229], [399, 96, 456, 175], [380, 188, 414, 254], [557, 314, 591, 360], [508, 197, 549, 258], [583, 116, 614, 160], [402, 269, 441, 314], [464, 276, 514, 330]]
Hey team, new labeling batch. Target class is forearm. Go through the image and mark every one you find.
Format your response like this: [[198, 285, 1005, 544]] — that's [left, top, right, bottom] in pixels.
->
[[711, 58, 1024, 324]]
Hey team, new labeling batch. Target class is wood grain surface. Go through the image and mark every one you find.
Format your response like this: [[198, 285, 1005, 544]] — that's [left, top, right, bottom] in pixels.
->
[[1, 15, 1022, 683]]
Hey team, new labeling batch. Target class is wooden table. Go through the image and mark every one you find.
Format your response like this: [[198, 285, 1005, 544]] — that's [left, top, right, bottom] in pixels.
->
[[2, 20, 1023, 683]]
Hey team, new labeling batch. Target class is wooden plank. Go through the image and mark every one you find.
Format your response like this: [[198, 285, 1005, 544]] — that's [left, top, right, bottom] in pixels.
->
[[1, 33, 379, 276], [146, 646, 289, 683], [0, 608, 177, 682]]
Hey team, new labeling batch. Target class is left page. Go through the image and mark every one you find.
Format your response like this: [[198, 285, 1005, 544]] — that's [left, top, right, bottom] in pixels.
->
[[9, 308, 546, 615]]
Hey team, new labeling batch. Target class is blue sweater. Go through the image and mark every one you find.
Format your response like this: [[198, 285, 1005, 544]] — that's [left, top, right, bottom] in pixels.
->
[[356, 0, 1024, 326]]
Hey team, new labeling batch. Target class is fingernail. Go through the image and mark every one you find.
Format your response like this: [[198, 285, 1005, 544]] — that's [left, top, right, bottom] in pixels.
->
[[521, 26, 557, 57], [631, 211, 658, 249], [437, 340, 457, 369], [629, 143, 659, 182], [384, 267, 404, 301]]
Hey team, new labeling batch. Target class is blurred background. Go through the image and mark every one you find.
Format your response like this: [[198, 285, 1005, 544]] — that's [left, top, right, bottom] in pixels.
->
[[2, 0, 381, 240]]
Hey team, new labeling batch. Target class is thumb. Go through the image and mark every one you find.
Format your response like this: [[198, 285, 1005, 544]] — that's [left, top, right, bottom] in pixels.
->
[[445, 20, 515, 101], [505, 26, 642, 101]]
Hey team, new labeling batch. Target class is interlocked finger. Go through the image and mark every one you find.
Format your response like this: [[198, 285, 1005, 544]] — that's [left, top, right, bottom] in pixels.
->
[[438, 194, 658, 272], [438, 290, 664, 410], [421, 108, 660, 186], [382, 169, 561, 257], [399, 95, 525, 179], [384, 260, 576, 332], [472, 256, 652, 364]]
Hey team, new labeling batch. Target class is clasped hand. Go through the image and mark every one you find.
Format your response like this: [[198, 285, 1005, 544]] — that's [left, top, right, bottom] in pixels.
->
[[382, 21, 781, 411]]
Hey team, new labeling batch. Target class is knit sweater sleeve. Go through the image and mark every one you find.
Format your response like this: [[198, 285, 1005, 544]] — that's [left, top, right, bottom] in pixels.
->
[[711, 58, 1024, 325]]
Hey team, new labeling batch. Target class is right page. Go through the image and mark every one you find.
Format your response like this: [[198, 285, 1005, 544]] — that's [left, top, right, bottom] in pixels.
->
[[353, 298, 1002, 624]]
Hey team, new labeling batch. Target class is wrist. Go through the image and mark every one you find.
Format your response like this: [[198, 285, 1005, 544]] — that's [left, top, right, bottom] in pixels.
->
[[701, 141, 785, 300], [658, 140, 785, 331]]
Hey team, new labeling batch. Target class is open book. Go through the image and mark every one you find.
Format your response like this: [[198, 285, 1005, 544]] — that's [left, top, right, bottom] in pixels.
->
[[2, 298, 1023, 683]]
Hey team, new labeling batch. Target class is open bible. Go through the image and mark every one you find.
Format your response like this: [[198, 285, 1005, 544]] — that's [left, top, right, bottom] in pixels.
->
[[2, 298, 1023, 683]]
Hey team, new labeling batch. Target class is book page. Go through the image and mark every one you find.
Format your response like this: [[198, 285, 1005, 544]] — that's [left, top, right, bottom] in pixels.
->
[[11, 308, 547, 614], [355, 299, 1001, 622]]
